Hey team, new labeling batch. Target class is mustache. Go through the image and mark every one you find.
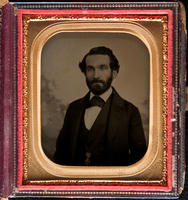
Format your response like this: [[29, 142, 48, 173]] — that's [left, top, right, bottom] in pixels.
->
[[90, 79, 105, 84]]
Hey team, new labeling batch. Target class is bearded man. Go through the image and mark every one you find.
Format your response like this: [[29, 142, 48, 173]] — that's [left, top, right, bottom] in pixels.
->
[[54, 46, 147, 166]]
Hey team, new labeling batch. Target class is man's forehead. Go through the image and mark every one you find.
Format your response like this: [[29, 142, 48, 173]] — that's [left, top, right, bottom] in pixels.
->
[[85, 54, 110, 65]]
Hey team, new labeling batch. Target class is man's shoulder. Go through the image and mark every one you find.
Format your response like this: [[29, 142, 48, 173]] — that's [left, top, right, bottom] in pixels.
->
[[113, 89, 138, 110], [112, 89, 141, 117], [123, 98, 138, 110], [69, 98, 84, 106], [68, 93, 89, 109]]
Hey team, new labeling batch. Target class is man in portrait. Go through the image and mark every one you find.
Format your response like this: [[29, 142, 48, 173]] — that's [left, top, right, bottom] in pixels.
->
[[54, 46, 147, 166]]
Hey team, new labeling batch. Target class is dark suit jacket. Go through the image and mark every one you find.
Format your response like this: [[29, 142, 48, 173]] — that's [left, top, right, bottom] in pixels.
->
[[54, 89, 147, 166]]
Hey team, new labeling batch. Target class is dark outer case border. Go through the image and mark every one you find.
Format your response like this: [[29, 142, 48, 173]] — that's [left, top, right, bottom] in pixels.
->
[[0, 3, 17, 198], [0, 1, 186, 199], [178, 5, 187, 196], [0, 6, 2, 198]]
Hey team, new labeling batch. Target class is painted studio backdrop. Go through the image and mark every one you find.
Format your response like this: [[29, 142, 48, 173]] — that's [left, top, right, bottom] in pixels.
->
[[41, 32, 149, 160]]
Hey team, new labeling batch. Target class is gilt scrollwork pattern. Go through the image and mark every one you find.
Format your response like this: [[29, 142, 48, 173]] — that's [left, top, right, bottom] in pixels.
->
[[22, 15, 169, 185]]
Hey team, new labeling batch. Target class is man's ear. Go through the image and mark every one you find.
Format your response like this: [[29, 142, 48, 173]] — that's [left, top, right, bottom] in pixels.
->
[[112, 70, 118, 80]]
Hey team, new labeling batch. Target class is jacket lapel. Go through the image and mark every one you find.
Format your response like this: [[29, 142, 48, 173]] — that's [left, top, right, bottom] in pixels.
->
[[70, 93, 90, 160], [107, 89, 127, 147]]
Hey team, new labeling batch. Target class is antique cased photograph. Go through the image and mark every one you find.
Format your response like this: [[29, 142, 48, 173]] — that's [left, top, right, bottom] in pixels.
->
[[0, 1, 186, 199]]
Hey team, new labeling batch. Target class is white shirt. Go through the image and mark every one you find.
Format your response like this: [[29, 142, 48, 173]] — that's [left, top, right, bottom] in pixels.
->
[[84, 87, 112, 130]]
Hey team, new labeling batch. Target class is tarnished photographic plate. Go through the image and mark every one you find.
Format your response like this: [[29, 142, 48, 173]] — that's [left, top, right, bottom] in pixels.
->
[[0, 1, 186, 199]]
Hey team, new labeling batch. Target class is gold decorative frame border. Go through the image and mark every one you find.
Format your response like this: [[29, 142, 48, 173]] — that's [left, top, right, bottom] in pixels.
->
[[21, 15, 169, 185]]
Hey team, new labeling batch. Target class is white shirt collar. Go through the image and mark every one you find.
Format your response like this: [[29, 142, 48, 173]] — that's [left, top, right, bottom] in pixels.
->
[[90, 87, 112, 102]]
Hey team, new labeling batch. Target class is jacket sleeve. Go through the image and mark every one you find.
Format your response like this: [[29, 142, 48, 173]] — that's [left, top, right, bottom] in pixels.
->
[[128, 105, 147, 164], [53, 105, 72, 165]]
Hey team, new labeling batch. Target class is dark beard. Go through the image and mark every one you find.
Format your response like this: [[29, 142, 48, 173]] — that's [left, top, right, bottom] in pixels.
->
[[86, 75, 113, 95]]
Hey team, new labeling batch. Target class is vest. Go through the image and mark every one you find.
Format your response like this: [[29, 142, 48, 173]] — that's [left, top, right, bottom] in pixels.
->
[[75, 96, 112, 166]]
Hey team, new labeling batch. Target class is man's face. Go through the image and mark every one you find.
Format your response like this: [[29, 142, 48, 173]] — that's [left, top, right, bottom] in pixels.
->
[[85, 54, 117, 95]]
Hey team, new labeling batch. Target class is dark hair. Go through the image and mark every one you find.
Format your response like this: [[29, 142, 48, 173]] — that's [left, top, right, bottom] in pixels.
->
[[79, 46, 120, 73]]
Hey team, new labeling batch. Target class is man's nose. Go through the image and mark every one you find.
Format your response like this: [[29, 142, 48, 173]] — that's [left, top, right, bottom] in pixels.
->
[[94, 69, 101, 78]]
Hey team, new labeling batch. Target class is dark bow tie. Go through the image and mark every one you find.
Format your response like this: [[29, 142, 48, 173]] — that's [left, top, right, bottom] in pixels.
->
[[88, 96, 105, 108]]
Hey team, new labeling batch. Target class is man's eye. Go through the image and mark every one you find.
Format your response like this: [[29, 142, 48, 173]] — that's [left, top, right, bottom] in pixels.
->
[[100, 65, 108, 70], [86, 66, 94, 71]]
